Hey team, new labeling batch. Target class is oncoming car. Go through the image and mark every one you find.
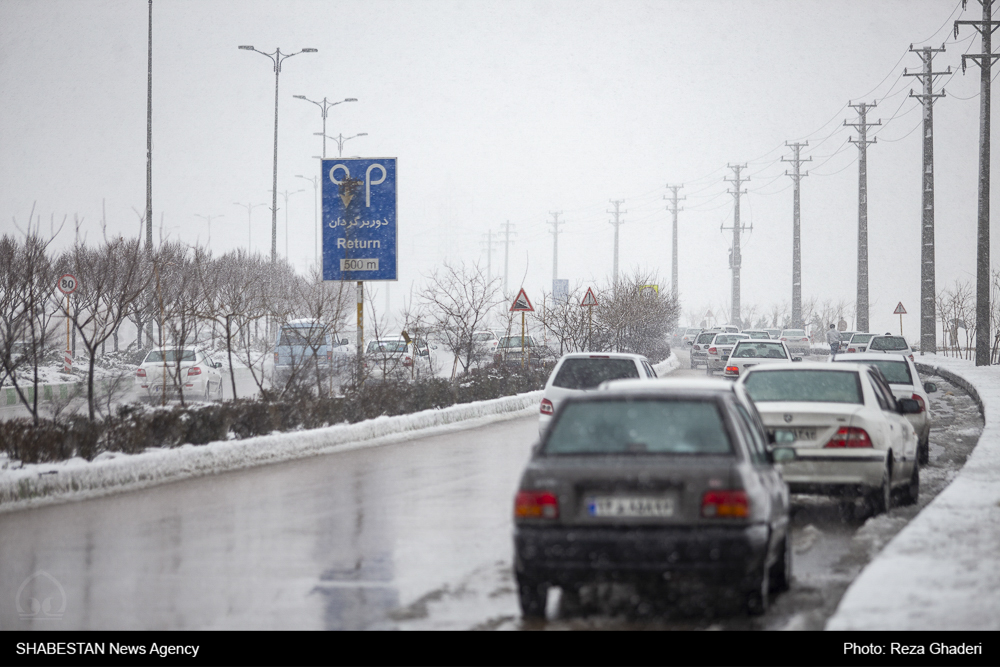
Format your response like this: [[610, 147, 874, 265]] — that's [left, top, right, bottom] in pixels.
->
[[514, 379, 795, 618], [135, 347, 224, 401]]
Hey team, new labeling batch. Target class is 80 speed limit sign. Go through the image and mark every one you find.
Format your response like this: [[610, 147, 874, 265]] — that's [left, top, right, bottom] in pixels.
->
[[57, 274, 78, 295]]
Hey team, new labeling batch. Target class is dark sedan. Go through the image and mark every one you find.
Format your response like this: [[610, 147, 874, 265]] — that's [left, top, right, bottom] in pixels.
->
[[513, 379, 795, 618]]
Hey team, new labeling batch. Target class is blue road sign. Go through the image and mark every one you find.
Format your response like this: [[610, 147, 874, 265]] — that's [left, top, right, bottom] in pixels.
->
[[321, 157, 397, 281]]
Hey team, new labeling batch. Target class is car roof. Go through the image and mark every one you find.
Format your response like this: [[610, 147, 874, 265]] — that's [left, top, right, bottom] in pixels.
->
[[744, 360, 870, 372], [557, 352, 647, 362], [832, 352, 911, 363], [598, 377, 737, 395]]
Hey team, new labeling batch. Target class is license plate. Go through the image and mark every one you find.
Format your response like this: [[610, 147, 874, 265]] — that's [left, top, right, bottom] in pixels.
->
[[773, 427, 816, 443], [587, 495, 675, 518]]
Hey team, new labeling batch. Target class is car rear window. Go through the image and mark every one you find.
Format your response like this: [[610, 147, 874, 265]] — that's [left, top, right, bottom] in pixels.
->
[[696, 333, 716, 344], [743, 369, 863, 404], [280, 328, 327, 346], [714, 334, 746, 345], [850, 333, 875, 344], [731, 342, 787, 359], [544, 399, 732, 455], [870, 336, 908, 351], [686, 329, 701, 335], [552, 358, 640, 389], [145, 349, 196, 363], [473, 332, 494, 342], [367, 340, 407, 353], [499, 336, 536, 348], [781, 330, 806, 337], [844, 359, 913, 385]]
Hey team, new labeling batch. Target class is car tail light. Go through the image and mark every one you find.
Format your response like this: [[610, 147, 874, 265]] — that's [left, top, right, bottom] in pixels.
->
[[589, 355, 610, 358], [540, 398, 554, 414], [274, 352, 279, 364], [403, 356, 413, 367], [701, 490, 748, 518], [848, 347, 856, 353], [515, 490, 559, 519], [724, 365, 739, 376], [187, 366, 201, 376], [911, 394, 926, 412], [136, 368, 146, 377], [327, 350, 333, 362], [909, 354, 915, 362], [780, 337, 787, 341], [801, 337, 808, 342], [824, 426, 873, 448], [708, 346, 717, 355]]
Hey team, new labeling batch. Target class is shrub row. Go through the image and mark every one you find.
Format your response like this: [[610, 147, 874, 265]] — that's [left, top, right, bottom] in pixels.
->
[[0, 366, 549, 465]]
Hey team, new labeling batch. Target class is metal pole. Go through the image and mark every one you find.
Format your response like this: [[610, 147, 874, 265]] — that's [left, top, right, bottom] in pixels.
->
[[357, 281, 364, 382], [145, 0, 153, 251], [976, 1, 993, 365], [783, 144, 810, 328], [608, 201, 625, 287], [270, 52, 280, 263], [846, 102, 880, 332], [665, 185, 684, 301], [521, 311, 525, 369], [724, 165, 748, 325]]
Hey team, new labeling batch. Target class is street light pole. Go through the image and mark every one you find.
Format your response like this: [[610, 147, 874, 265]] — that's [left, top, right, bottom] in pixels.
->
[[233, 202, 265, 253], [238, 45, 317, 263], [194, 213, 224, 249], [293, 95, 358, 158], [270, 189, 305, 263], [296, 174, 319, 270], [315, 132, 368, 158]]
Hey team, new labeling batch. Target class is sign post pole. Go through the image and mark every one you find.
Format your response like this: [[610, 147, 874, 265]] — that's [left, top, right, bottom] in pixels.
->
[[580, 287, 598, 352], [894, 302, 907, 338], [57, 274, 78, 373], [521, 311, 526, 369], [508, 288, 535, 368], [357, 281, 364, 383]]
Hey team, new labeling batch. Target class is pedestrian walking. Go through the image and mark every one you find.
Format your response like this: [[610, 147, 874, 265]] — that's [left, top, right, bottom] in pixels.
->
[[826, 324, 841, 359]]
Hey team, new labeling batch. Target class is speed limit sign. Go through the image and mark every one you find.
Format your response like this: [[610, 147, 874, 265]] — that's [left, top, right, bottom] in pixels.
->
[[57, 274, 78, 295]]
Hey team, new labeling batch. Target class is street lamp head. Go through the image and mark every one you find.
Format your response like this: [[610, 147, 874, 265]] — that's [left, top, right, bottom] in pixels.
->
[[345, 98, 358, 102], [358, 133, 368, 137], [301, 48, 318, 53], [293, 95, 306, 99], [238, 45, 254, 50]]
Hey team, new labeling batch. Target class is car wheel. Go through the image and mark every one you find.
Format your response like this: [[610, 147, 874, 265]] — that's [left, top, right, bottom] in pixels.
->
[[516, 574, 548, 620], [918, 431, 930, 465], [746, 565, 769, 616], [768, 533, 792, 594], [867, 462, 892, 516], [898, 459, 919, 506]]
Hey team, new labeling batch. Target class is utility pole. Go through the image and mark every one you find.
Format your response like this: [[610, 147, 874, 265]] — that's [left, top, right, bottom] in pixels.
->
[[905, 44, 950, 355], [481, 230, 498, 285], [845, 102, 881, 333], [501, 221, 516, 294], [664, 185, 685, 301], [723, 165, 749, 325], [608, 200, 626, 287], [145, 0, 153, 251], [782, 143, 811, 328], [956, 0, 1000, 365], [547, 211, 564, 284]]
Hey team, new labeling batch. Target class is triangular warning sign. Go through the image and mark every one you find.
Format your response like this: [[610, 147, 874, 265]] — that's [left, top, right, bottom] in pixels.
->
[[509, 287, 534, 312], [894, 302, 907, 315], [581, 287, 598, 307]]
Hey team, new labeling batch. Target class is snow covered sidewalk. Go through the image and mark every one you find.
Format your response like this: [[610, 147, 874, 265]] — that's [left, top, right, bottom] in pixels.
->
[[827, 355, 1000, 630]]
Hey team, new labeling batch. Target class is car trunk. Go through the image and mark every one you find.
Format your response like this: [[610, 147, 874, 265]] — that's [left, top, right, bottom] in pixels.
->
[[754, 402, 864, 448]]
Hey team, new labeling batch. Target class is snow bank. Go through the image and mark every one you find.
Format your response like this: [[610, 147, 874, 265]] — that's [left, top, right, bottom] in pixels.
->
[[653, 351, 680, 376], [827, 355, 1000, 630], [0, 390, 542, 514]]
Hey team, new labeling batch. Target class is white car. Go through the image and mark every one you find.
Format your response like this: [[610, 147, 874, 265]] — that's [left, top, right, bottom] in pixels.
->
[[364, 338, 430, 381], [680, 328, 702, 347], [831, 352, 937, 464], [778, 329, 810, 354], [723, 339, 799, 379], [135, 347, 224, 401], [538, 352, 657, 435], [705, 332, 749, 375], [737, 361, 921, 515], [866, 334, 915, 362]]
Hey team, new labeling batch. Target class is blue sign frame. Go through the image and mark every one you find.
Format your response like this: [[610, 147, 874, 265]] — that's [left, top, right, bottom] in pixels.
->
[[321, 157, 397, 281]]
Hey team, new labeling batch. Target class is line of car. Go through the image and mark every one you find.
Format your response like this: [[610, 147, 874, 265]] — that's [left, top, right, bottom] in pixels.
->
[[513, 340, 936, 620]]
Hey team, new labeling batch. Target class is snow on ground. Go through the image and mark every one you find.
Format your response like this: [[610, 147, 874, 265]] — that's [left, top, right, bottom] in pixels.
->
[[652, 351, 680, 376], [827, 354, 1000, 630]]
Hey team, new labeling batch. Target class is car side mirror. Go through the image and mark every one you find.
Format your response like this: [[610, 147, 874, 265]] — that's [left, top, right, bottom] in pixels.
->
[[214, 362, 223, 369], [898, 398, 921, 414], [923, 382, 937, 394], [769, 446, 796, 463], [791, 357, 802, 362], [432, 345, 438, 350], [341, 338, 349, 345]]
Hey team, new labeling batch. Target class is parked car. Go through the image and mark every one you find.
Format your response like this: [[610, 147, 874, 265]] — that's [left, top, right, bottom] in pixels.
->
[[763, 329, 782, 340], [844, 332, 876, 353], [690, 330, 721, 369], [831, 352, 936, 464], [538, 352, 656, 435], [779, 329, 810, 354], [866, 334, 915, 362], [737, 362, 921, 516], [472, 330, 500, 363], [135, 347, 224, 401], [723, 339, 799, 379], [837, 331, 860, 353], [514, 378, 795, 618], [495, 334, 551, 368], [364, 337, 430, 381], [706, 333, 749, 375], [274, 319, 338, 384]]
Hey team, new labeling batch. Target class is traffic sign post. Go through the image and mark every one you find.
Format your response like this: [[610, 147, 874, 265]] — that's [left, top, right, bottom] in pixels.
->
[[321, 158, 397, 379], [57, 274, 78, 373], [509, 288, 534, 368], [894, 302, 907, 336], [581, 287, 598, 351]]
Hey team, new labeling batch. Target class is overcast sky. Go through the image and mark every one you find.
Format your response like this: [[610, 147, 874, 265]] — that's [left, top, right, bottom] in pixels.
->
[[0, 0, 993, 336]]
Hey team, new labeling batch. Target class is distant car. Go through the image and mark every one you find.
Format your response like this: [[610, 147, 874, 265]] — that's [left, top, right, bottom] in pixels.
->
[[720, 324, 741, 334], [837, 331, 860, 353], [866, 335, 914, 362], [514, 378, 794, 618], [472, 330, 500, 363], [845, 332, 876, 354], [831, 352, 936, 464], [681, 328, 702, 347], [495, 334, 550, 368], [364, 337, 430, 381], [723, 339, 799, 379], [706, 333, 749, 375], [763, 329, 782, 340], [779, 329, 810, 354], [538, 352, 656, 435], [737, 362, 921, 516], [274, 319, 337, 383], [135, 347, 224, 401], [690, 330, 721, 369], [741, 330, 770, 340]]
